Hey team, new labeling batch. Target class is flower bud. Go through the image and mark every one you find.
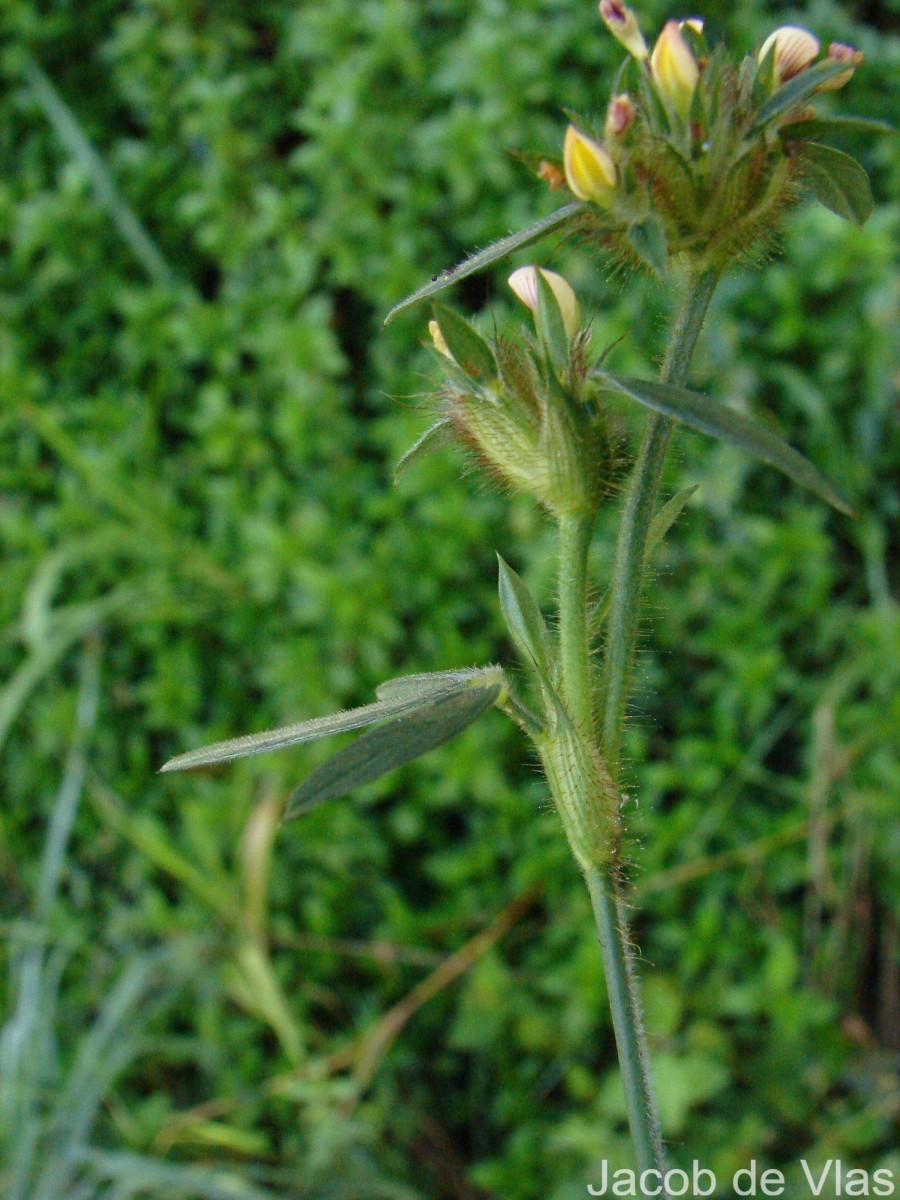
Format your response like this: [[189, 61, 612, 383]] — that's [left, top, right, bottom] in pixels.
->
[[605, 93, 637, 141], [563, 125, 617, 204], [759, 25, 820, 84], [428, 319, 453, 361], [680, 17, 704, 34], [650, 21, 700, 119], [598, 0, 648, 60], [508, 266, 581, 340], [816, 42, 863, 91]]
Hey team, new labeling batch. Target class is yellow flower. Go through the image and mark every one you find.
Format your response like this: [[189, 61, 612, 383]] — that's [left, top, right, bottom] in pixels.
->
[[598, 0, 648, 60], [508, 266, 581, 339], [428, 320, 453, 361], [759, 25, 820, 84], [650, 21, 700, 120], [563, 125, 617, 205], [817, 42, 863, 91]]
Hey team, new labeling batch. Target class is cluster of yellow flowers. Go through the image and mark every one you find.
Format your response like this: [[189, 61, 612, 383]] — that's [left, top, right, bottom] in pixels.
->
[[563, 2, 862, 210]]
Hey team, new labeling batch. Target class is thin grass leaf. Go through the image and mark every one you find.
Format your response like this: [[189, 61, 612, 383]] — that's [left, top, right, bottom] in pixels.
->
[[160, 690, 468, 773], [801, 142, 874, 226], [393, 418, 452, 483], [25, 60, 176, 287], [383, 203, 585, 325], [285, 681, 501, 818], [752, 59, 850, 129], [83, 1149, 275, 1200], [596, 372, 854, 515]]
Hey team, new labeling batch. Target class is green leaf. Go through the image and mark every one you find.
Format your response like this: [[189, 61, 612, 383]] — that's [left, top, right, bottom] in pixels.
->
[[383, 203, 585, 325], [752, 59, 850, 129], [284, 681, 501, 818], [431, 304, 496, 382], [376, 667, 500, 702], [626, 216, 668, 280], [801, 142, 874, 226], [534, 269, 570, 379], [159, 691, 460, 773], [596, 372, 854, 516], [646, 485, 700, 559], [778, 115, 895, 141], [394, 418, 452, 483], [497, 555, 553, 678]]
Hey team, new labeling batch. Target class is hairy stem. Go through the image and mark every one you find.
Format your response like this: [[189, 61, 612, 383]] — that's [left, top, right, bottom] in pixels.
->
[[601, 266, 721, 778], [565, 267, 720, 1186]]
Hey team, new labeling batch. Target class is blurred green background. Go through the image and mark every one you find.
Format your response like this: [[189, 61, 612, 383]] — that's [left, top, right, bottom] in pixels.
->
[[1, 0, 898, 1197]]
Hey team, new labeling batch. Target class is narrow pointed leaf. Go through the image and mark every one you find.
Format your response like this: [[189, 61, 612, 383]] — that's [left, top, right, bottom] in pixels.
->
[[383, 203, 585, 325], [646, 485, 700, 558], [285, 682, 501, 818], [801, 142, 873, 226], [534, 269, 570, 379], [626, 216, 667, 280], [159, 692, 457, 773], [432, 304, 496, 382], [376, 666, 500, 702], [596, 372, 854, 515], [779, 115, 894, 141], [394, 418, 452, 483], [497, 555, 553, 677], [752, 59, 849, 128]]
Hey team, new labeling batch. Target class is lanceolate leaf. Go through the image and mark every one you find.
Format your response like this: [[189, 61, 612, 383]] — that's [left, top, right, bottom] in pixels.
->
[[376, 667, 501, 702], [497, 555, 553, 678], [752, 59, 849, 129], [801, 142, 874, 226], [778, 115, 895, 142], [160, 692, 456, 773], [596, 372, 854, 516], [383, 203, 585, 325], [534, 270, 570, 380], [626, 216, 668, 280], [432, 304, 496, 381], [285, 681, 501, 818], [394, 418, 452, 483]]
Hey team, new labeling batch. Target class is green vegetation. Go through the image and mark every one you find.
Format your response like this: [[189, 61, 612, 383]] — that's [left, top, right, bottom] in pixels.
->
[[1, 1, 897, 1196]]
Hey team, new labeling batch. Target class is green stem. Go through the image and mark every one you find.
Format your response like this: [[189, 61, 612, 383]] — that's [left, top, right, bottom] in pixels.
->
[[601, 266, 720, 779], [557, 512, 594, 729]]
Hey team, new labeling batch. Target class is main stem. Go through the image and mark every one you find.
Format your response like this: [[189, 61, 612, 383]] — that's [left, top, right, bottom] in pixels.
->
[[557, 267, 720, 1189]]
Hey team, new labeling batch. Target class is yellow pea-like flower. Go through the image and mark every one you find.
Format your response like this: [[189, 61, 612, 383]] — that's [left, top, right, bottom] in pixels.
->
[[508, 266, 582, 340], [563, 126, 617, 205], [650, 21, 700, 120], [759, 25, 820, 84]]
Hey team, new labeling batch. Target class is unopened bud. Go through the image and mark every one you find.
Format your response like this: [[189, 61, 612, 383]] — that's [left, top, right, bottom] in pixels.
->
[[651, 21, 700, 119], [679, 17, 704, 34], [429, 320, 453, 361], [599, 0, 648, 60], [605, 93, 637, 140], [563, 125, 617, 205], [759, 25, 820, 85], [508, 266, 581, 340], [817, 42, 863, 91]]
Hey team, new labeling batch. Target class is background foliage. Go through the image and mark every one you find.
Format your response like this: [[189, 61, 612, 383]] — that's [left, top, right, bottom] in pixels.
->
[[1, 0, 898, 1196]]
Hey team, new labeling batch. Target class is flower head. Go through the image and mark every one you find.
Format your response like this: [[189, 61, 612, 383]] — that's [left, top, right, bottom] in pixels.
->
[[563, 125, 617, 204], [599, 0, 648, 60], [650, 21, 699, 119], [759, 25, 820, 84], [508, 266, 581, 339]]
